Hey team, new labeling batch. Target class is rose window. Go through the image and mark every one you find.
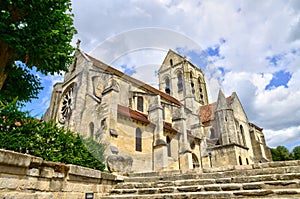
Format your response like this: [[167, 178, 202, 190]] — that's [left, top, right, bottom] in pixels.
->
[[59, 87, 73, 124]]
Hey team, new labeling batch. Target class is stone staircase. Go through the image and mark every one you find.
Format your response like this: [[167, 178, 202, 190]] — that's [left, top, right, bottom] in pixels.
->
[[102, 160, 300, 199]]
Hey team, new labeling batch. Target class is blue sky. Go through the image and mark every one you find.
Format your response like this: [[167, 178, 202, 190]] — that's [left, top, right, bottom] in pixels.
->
[[23, 0, 300, 150]]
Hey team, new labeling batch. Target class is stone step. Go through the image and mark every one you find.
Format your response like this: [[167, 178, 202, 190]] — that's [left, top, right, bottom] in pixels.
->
[[125, 166, 300, 182], [110, 180, 300, 195], [107, 162, 300, 199], [127, 160, 300, 178], [103, 189, 300, 199], [120, 173, 300, 189]]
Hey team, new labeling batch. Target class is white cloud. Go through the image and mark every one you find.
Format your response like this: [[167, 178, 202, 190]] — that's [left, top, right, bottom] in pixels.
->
[[265, 126, 300, 149]]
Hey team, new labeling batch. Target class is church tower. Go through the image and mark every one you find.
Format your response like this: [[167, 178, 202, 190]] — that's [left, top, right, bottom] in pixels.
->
[[214, 89, 238, 145], [158, 50, 209, 111]]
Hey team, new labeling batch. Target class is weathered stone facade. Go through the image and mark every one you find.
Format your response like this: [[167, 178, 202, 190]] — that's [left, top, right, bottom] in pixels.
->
[[44, 49, 271, 173]]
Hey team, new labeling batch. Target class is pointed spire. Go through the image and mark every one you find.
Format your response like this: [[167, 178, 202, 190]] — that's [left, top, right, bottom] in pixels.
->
[[216, 89, 228, 110]]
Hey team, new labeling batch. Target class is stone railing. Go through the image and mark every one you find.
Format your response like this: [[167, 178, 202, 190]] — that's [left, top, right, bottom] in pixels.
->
[[0, 149, 120, 199]]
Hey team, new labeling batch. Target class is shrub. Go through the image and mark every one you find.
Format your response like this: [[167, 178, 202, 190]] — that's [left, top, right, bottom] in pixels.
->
[[0, 99, 106, 171]]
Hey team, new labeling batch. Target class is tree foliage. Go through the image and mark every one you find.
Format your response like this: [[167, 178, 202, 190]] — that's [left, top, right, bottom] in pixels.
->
[[271, 145, 299, 161], [0, 0, 76, 97], [0, 99, 106, 171], [0, 62, 42, 104], [292, 146, 300, 160]]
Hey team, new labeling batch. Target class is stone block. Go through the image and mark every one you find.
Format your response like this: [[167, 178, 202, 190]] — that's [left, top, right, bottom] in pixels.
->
[[158, 187, 175, 193], [242, 182, 264, 190], [0, 176, 19, 190], [264, 180, 298, 189], [177, 185, 200, 192], [49, 179, 65, 191], [220, 184, 241, 191], [233, 189, 273, 196], [27, 168, 39, 177], [40, 167, 54, 178], [138, 188, 157, 194], [110, 189, 123, 194], [34, 192, 54, 199], [154, 181, 174, 188], [276, 173, 300, 180], [136, 183, 153, 189], [68, 164, 102, 179], [36, 178, 50, 191], [0, 149, 31, 168], [0, 164, 28, 175], [115, 183, 135, 189], [216, 178, 231, 184], [0, 192, 35, 199], [174, 179, 198, 186], [19, 177, 38, 190], [198, 179, 216, 185], [122, 189, 138, 194], [107, 155, 133, 174], [203, 184, 221, 191]]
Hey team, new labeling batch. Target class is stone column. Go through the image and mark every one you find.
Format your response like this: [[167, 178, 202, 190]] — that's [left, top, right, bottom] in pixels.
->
[[102, 76, 120, 137], [174, 106, 192, 171], [148, 95, 168, 171]]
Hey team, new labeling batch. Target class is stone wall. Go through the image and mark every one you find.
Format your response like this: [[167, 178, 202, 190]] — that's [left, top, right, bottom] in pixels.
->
[[0, 149, 119, 199]]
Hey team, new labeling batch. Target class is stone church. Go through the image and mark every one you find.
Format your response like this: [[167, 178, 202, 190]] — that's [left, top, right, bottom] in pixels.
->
[[44, 48, 272, 173]]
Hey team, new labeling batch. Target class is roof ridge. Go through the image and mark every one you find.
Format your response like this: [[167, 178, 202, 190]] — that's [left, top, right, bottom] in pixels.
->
[[84, 53, 181, 106]]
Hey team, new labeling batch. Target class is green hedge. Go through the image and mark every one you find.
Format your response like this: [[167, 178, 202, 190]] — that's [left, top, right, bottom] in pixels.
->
[[0, 99, 106, 171]]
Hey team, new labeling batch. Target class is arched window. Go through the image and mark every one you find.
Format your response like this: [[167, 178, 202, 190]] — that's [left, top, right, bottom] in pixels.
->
[[192, 154, 200, 168], [166, 136, 171, 157], [210, 128, 216, 139], [170, 59, 173, 66], [246, 158, 249, 165], [89, 122, 94, 138], [239, 156, 242, 165], [190, 72, 195, 94], [137, 96, 144, 112], [198, 78, 204, 104], [240, 125, 246, 146], [165, 78, 170, 94], [190, 140, 196, 150], [177, 72, 183, 92], [135, 128, 142, 152]]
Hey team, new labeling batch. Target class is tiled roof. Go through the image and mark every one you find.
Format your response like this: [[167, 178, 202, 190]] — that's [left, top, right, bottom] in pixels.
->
[[118, 105, 178, 133], [200, 96, 231, 123], [163, 121, 177, 133], [85, 53, 181, 106], [117, 105, 150, 124]]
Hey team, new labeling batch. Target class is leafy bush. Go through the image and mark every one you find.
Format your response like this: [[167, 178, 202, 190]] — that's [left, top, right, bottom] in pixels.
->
[[270, 145, 300, 161], [0, 99, 106, 171]]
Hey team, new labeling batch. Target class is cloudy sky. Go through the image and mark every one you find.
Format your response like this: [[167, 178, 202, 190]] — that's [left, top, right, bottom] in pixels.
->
[[25, 0, 300, 150]]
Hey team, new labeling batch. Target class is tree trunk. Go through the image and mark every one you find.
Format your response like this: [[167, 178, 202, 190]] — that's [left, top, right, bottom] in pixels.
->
[[0, 41, 10, 90]]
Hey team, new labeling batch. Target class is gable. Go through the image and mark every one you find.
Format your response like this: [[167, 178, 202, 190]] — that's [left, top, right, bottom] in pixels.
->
[[159, 49, 185, 73], [230, 92, 248, 122]]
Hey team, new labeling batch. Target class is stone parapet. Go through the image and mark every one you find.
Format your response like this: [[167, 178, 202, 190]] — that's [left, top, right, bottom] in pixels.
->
[[0, 149, 119, 198]]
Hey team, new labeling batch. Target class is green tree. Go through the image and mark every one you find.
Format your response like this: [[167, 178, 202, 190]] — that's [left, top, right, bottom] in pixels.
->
[[0, 62, 42, 104], [0, 0, 76, 96], [0, 99, 106, 171], [271, 145, 293, 161], [292, 146, 300, 160]]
